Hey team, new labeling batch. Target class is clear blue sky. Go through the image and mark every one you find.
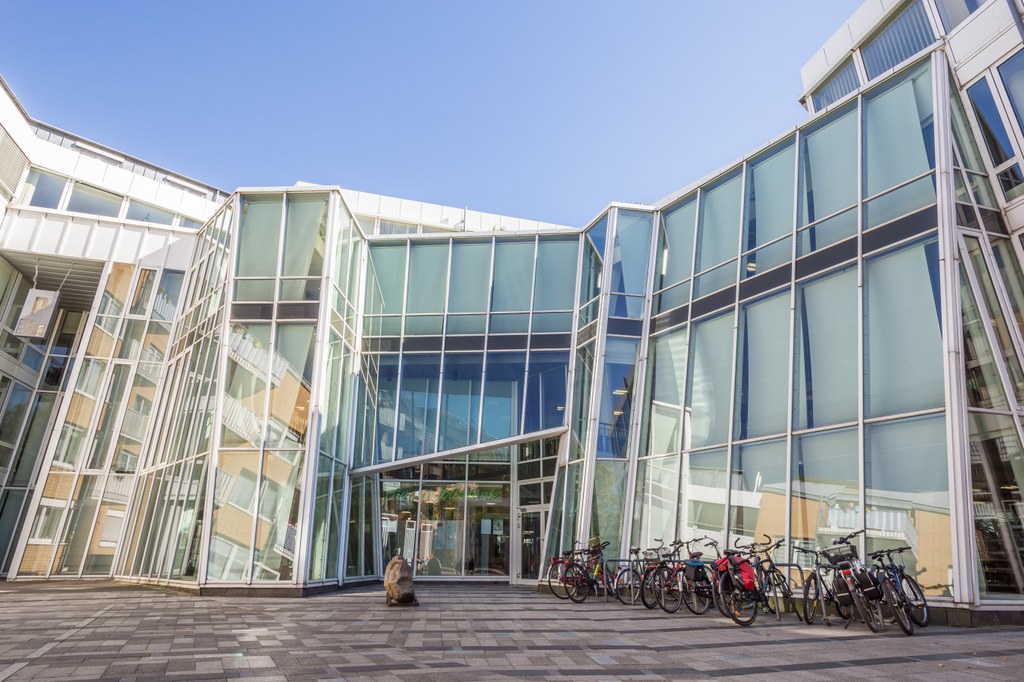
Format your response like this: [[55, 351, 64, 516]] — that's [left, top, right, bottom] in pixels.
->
[[1, 1, 863, 227]]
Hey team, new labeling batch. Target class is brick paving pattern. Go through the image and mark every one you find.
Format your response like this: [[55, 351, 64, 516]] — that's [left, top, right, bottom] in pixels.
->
[[0, 581, 1021, 680]]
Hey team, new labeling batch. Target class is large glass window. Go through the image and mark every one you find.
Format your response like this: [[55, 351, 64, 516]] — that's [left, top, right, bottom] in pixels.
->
[[268, 323, 316, 448], [380, 480, 419, 563], [596, 338, 639, 458], [799, 105, 858, 225], [533, 238, 578, 311], [744, 139, 795, 251], [569, 344, 595, 459], [590, 460, 628, 559], [236, 195, 283, 277], [481, 352, 526, 441], [418, 483, 465, 576], [794, 266, 858, 429], [66, 183, 121, 217], [208, 451, 258, 581], [866, 414, 952, 596], [524, 351, 568, 433], [396, 354, 441, 458], [22, 169, 65, 209], [126, 200, 174, 225], [960, 266, 1009, 410], [448, 241, 491, 313], [681, 448, 727, 545], [686, 312, 735, 449], [695, 172, 742, 272], [281, 194, 328, 278], [792, 428, 859, 550], [641, 327, 687, 457], [465, 483, 510, 576], [861, 0, 934, 80], [935, 0, 985, 32], [863, 60, 934, 200], [864, 238, 944, 417], [633, 455, 679, 549], [734, 291, 790, 440], [966, 77, 1024, 200], [491, 240, 534, 312], [811, 59, 859, 111], [439, 353, 483, 451], [969, 412, 1024, 598], [365, 244, 406, 316], [609, 210, 653, 297], [406, 242, 448, 314], [730, 439, 787, 542], [655, 195, 697, 312]]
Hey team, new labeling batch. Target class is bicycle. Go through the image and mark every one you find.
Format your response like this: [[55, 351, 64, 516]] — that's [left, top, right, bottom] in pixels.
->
[[564, 541, 612, 603], [794, 544, 852, 626], [740, 535, 803, 622], [824, 530, 885, 633], [869, 546, 927, 629], [712, 543, 761, 626]]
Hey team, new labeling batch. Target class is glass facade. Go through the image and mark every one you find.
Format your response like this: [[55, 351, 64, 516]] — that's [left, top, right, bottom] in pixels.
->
[[2, 1, 1024, 615]]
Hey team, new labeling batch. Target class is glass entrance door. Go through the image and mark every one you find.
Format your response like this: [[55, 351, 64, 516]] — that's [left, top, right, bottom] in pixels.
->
[[516, 506, 546, 583]]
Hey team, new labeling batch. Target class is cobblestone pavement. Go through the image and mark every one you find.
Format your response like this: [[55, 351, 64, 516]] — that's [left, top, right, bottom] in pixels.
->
[[0, 581, 1022, 681]]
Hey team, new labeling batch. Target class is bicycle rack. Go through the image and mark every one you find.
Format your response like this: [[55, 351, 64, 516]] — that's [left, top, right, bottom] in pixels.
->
[[764, 561, 806, 621]]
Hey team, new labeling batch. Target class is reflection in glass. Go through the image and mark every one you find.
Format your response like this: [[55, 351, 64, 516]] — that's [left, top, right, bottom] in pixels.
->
[[524, 351, 568, 433], [281, 194, 327, 278], [492, 240, 534, 312], [610, 211, 653, 297], [481, 352, 526, 441], [686, 312, 734, 449], [465, 484, 510, 576], [407, 242, 449, 314], [208, 452, 258, 581], [681, 448, 727, 545], [397, 354, 441, 458], [596, 338, 639, 458], [799, 105, 857, 225], [632, 455, 679, 549], [863, 60, 933, 198], [969, 412, 1024, 597], [236, 195, 283, 277], [534, 238, 579, 311], [794, 266, 858, 429], [744, 140, 795, 250], [640, 326, 687, 457], [418, 483, 466, 576], [696, 172, 742, 271], [253, 451, 303, 581], [590, 460, 628, 559], [734, 291, 790, 439], [380, 481, 419, 563], [448, 241, 491, 313], [439, 353, 483, 451], [792, 428, 859, 550], [961, 266, 1010, 410], [864, 238, 943, 417], [221, 324, 270, 449], [866, 414, 952, 596], [730, 439, 787, 542], [365, 244, 406, 315]]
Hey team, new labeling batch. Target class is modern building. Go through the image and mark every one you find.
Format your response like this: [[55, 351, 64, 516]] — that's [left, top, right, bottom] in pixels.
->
[[0, 0, 1023, 620]]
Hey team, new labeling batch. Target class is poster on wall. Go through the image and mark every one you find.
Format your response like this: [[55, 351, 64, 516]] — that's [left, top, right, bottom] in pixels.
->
[[14, 289, 59, 339]]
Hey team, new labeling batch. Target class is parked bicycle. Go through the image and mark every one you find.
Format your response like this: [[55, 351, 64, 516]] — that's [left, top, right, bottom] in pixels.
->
[[794, 544, 852, 626], [869, 545, 928, 629]]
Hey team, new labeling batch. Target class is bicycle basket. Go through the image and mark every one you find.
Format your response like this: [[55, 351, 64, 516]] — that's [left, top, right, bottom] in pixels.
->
[[642, 550, 660, 561], [822, 545, 858, 565]]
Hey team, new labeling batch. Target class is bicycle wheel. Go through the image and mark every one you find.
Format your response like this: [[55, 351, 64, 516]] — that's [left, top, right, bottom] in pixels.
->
[[901, 575, 929, 628], [803, 572, 821, 625], [721, 573, 758, 626], [684, 567, 713, 615], [564, 563, 590, 604], [882, 579, 913, 636], [711, 572, 730, 618], [850, 582, 883, 633], [615, 566, 641, 605], [546, 561, 569, 600], [640, 568, 660, 610], [657, 566, 683, 614]]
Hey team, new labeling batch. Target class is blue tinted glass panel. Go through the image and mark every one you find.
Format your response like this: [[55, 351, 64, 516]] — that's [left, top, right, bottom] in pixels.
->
[[534, 238, 579, 311], [641, 326, 687, 457], [686, 311, 734, 449], [658, 195, 697, 291], [407, 242, 449, 314], [696, 172, 742, 271], [811, 59, 860, 111], [610, 210, 653, 296], [481, 352, 526, 441], [366, 244, 406, 315], [861, 1, 934, 80], [439, 353, 483, 451], [396, 354, 441, 458], [587, 214, 609, 261], [448, 241, 491, 313], [524, 351, 569, 433], [797, 208, 858, 256], [734, 291, 790, 440], [935, 0, 984, 32], [492, 240, 534, 312], [791, 428, 859, 549], [966, 78, 1015, 166], [744, 140, 795, 250], [374, 355, 400, 463], [596, 338, 639, 458]]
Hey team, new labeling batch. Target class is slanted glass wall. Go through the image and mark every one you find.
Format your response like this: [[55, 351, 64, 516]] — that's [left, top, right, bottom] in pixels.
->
[[355, 234, 576, 467], [623, 57, 955, 596]]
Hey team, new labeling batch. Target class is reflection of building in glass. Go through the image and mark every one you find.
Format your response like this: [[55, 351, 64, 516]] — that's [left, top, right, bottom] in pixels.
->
[[2, 0, 1024, 616]]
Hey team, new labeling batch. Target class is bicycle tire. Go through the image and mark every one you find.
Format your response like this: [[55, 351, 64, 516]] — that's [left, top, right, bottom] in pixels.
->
[[901, 575, 929, 628], [546, 561, 570, 600], [721, 572, 758, 626], [684, 567, 713, 615], [882, 579, 913, 636], [640, 568, 660, 610], [803, 572, 821, 625], [657, 566, 683, 614], [615, 566, 641, 605], [850, 580, 883, 633], [564, 563, 590, 604], [711, 571, 730, 618]]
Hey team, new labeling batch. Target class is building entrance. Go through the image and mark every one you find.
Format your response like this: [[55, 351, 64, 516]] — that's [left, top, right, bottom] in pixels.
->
[[514, 505, 546, 583]]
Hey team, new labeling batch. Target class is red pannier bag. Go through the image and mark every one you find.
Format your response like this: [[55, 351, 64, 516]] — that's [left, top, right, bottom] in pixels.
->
[[728, 555, 757, 591]]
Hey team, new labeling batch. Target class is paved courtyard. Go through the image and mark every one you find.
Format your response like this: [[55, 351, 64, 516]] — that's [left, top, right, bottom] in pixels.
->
[[0, 581, 1021, 681]]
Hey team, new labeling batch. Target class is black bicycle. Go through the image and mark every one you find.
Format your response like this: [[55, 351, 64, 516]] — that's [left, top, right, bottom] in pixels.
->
[[794, 544, 852, 625], [869, 546, 928, 628]]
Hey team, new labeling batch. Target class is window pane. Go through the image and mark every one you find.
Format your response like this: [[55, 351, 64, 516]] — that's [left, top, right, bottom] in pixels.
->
[[792, 428, 859, 550], [66, 183, 121, 217], [236, 195, 283, 277], [221, 323, 270, 449], [799, 105, 857, 225], [811, 59, 860, 111], [641, 326, 687, 457], [795, 267, 858, 429], [863, 60, 934, 198], [465, 484, 509, 576], [491, 240, 534, 312], [997, 50, 1024, 163], [686, 311, 734, 449], [935, 0, 985, 32], [969, 412, 1024, 598], [418, 483, 466, 576], [481, 352, 526, 442], [586, 214, 608, 261], [743, 237, 791, 277], [365, 244, 406, 315], [396, 354, 441, 458], [696, 172, 742, 271], [657, 195, 697, 290], [252, 451, 303, 581], [730, 439, 787, 541], [439, 353, 483, 451], [209, 451, 258, 581], [734, 291, 790, 439], [23, 169, 65, 209], [990, 238, 1024, 330], [524, 351, 568, 433], [596, 338, 639, 458], [632, 455, 679, 549], [864, 238, 944, 417], [951, 80, 987, 172], [861, 0, 934, 80], [407, 242, 448, 314], [569, 344, 595, 460], [380, 481, 418, 563], [744, 139, 795, 250], [966, 78, 1016, 166], [590, 460, 627, 559], [268, 324, 316, 448], [281, 193, 328, 277], [448, 241, 491, 313], [610, 210, 653, 296], [864, 174, 936, 229], [681, 448, 727, 545], [866, 414, 952, 596], [534, 238, 578, 311], [797, 208, 858, 256], [126, 200, 174, 225]]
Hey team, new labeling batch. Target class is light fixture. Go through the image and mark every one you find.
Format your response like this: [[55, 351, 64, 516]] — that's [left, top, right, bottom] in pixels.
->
[[746, 262, 757, 273], [612, 388, 628, 395], [612, 410, 624, 416]]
